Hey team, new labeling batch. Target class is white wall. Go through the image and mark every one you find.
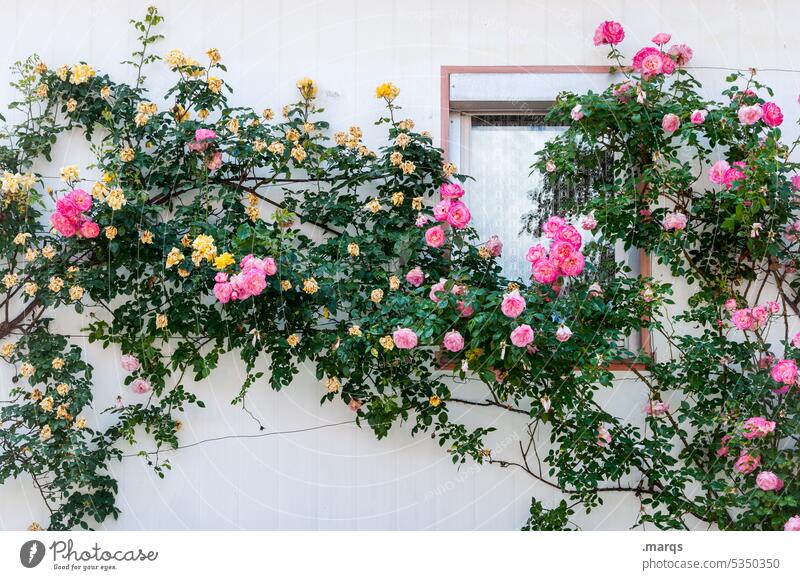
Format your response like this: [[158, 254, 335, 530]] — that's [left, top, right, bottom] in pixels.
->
[[2, 0, 800, 530]]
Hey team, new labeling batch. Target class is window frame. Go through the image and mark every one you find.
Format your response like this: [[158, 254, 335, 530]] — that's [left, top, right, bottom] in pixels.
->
[[440, 65, 652, 370]]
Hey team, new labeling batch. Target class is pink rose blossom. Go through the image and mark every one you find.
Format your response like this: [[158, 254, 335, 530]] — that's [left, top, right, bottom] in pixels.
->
[[651, 33, 671, 45], [195, 128, 217, 141], [456, 300, 474, 318], [532, 258, 559, 284], [663, 212, 688, 231], [206, 151, 222, 170], [442, 330, 464, 352], [690, 109, 707, 124], [791, 175, 800, 190], [501, 290, 526, 318], [545, 160, 556, 173], [662, 113, 680, 134], [429, 279, 446, 302], [433, 199, 452, 221], [121, 354, 140, 372], [613, 82, 632, 102], [709, 160, 730, 185], [716, 435, 731, 457], [751, 305, 768, 326], [425, 225, 445, 248], [738, 104, 763, 126], [510, 324, 534, 347], [440, 182, 464, 199], [79, 220, 100, 239], [644, 400, 669, 417], [667, 44, 693, 66], [560, 252, 585, 277], [393, 327, 418, 349], [792, 332, 800, 348], [580, 214, 597, 231], [633, 47, 667, 78], [597, 425, 612, 447], [55, 195, 79, 217], [486, 235, 503, 257], [446, 200, 471, 229], [762, 102, 783, 127], [756, 471, 784, 492], [593, 21, 625, 46], [785, 516, 800, 531], [348, 399, 362, 411], [742, 416, 776, 440], [549, 241, 577, 268], [731, 308, 754, 330], [542, 216, 566, 239], [415, 215, 430, 227], [69, 189, 92, 212], [554, 224, 583, 249], [555, 325, 573, 342], [131, 378, 152, 395], [734, 452, 761, 475], [771, 359, 797, 385], [50, 211, 78, 237], [570, 105, 584, 121], [724, 298, 737, 311], [406, 267, 425, 287], [526, 244, 547, 263]]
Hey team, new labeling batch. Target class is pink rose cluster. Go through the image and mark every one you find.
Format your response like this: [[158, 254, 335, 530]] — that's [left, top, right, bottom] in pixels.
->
[[729, 300, 780, 332], [526, 216, 586, 285], [709, 160, 748, 189], [213, 254, 277, 303], [770, 358, 798, 394], [738, 102, 783, 127], [428, 278, 473, 318], [742, 416, 776, 440], [120, 353, 151, 395], [425, 183, 472, 248], [188, 128, 217, 152], [50, 189, 100, 239]]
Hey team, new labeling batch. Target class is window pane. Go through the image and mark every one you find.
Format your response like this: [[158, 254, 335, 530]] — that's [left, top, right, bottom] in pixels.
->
[[467, 117, 566, 281]]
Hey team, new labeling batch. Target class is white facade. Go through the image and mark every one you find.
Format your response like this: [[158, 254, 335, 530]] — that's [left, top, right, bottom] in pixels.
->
[[1, 0, 800, 530]]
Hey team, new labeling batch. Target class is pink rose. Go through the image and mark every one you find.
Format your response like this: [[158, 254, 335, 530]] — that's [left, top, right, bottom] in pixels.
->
[[121, 354, 140, 372], [662, 113, 680, 134], [762, 102, 784, 127], [213, 281, 233, 303], [791, 175, 800, 190], [633, 47, 665, 78], [785, 516, 800, 531], [734, 452, 761, 475], [555, 325, 573, 342], [554, 224, 582, 249], [751, 305, 768, 325], [731, 308, 754, 330], [348, 398, 362, 411], [549, 241, 576, 268], [709, 160, 730, 185], [442, 330, 464, 352], [651, 33, 671, 45], [667, 44, 693, 66], [756, 471, 784, 492], [570, 105, 584, 121], [415, 215, 430, 228], [510, 324, 534, 347], [50, 211, 78, 237], [545, 160, 556, 173], [771, 359, 797, 385], [55, 195, 79, 217], [486, 235, 503, 257], [593, 20, 625, 46], [446, 200, 471, 229], [456, 300, 474, 318], [433, 199, 452, 221], [580, 214, 597, 231], [69, 189, 92, 212], [644, 400, 669, 417], [542, 216, 565, 238], [716, 435, 731, 458], [429, 279, 446, 303], [526, 244, 547, 263], [560, 251, 585, 277], [425, 225, 445, 248], [742, 416, 776, 440], [195, 128, 217, 141], [663, 212, 687, 231], [406, 267, 425, 287], [393, 327, 418, 349], [738, 104, 763, 126], [792, 332, 800, 348], [79, 220, 100, 239], [597, 425, 612, 447], [501, 290, 526, 318], [613, 82, 632, 102], [131, 378, 152, 395], [532, 258, 559, 284], [231, 269, 267, 299], [206, 150, 222, 170], [690, 109, 707, 124], [440, 183, 464, 199], [724, 298, 737, 311]]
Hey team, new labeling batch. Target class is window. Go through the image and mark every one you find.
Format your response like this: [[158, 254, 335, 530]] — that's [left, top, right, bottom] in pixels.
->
[[441, 66, 651, 363]]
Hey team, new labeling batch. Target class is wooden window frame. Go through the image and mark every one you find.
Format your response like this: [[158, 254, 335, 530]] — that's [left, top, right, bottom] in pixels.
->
[[440, 65, 652, 370]]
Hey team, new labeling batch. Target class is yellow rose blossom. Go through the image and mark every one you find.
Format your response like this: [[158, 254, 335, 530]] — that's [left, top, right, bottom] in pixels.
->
[[23, 282, 38, 297], [191, 234, 217, 264], [303, 122, 315, 134], [25, 247, 39, 262], [411, 197, 424, 211], [206, 48, 221, 64], [40, 397, 53, 412], [104, 226, 118, 240], [178, 268, 190, 278], [391, 191, 404, 206], [35, 84, 48, 98], [66, 98, 77, 113], [69, 63, 95, 85], [253, 139, 266, 153], [290, 145, 307, 163], [429, 395, 442, 407], [398, 118, 415, 130], [42, 245, 56, 260], [140, 230, 154, 245], [48, 277, 64, 293], [287, 334, 300, 347], [156, 313, 168, 329], [285, 128, 300, 142], [348, 325, 362, 337], [69, 285, 84, 301], [379, 335, 395, 350], [20, 362, 35, 378], [282, 105, 290, 118], [197, 108, 209, 119], [30, 388, 43, 401], [370, 288, 384, 303], [325, 376, 340, 393], [395, 133, 411, 149], [213, 252, 235, 270], [296, 77, 317, 99], [67, 266, 79, 274], [0, 342, 15, 357], [207, 77, 223, 94], [226, 118, 239, 134], [3, 273, 18, 289], [56, 404, 72, 421], [281, 280, 292, 291], [105, 188, 127, 210], [74, 417, 87, 430], [347, 243, 360, 257], [34, 61, 47, 75], [56, 65, 68, 81], [39, 425, 52, 441], [91, 182, 108, 200], [399, 160, 416, 175], [166, 247, 184, 268], [120, 147, 135, 162], [262, 108, 274, 120], [180, 234, 192, 248], [51, 357, 65, 370], [365, 199, 381, 213], [375, 82, 400, 101], [164, 49, 187, 68], [478, 246, 491, 260], [100, 85, 111, 99], [56, 383, 70, 396], [268, 141, 285, 155], [13, 232, 30, 245], [389, 152, 403, 166], [59, 165, 79, 182], [443, 162, 457, 177], [389, 276, 400, 291], [303, 278, 319, 294]]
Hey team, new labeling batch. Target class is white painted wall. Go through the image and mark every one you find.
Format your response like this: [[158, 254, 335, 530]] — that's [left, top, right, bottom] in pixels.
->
[[1, 0, 800, 530]]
